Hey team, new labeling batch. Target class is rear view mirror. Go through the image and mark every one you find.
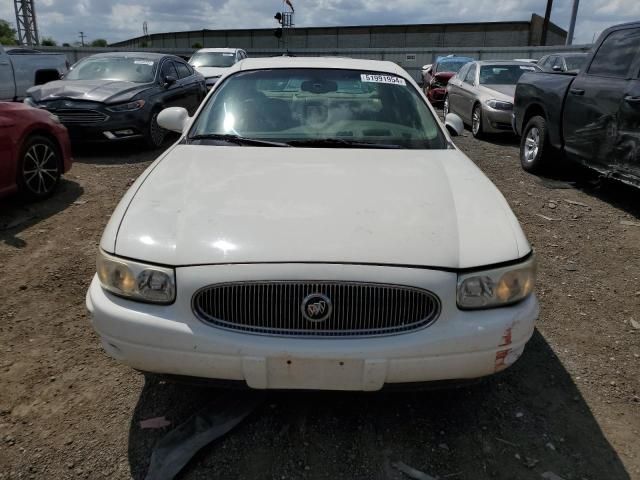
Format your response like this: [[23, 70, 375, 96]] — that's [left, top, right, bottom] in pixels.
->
[[552, 65, 562, 72], [445, 113, 464, 137], [163, 75, 177, 88], [158, 107, 189, 133]]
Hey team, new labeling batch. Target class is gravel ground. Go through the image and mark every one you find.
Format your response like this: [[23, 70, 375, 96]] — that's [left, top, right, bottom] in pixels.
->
[[0, 131, 639, 480]]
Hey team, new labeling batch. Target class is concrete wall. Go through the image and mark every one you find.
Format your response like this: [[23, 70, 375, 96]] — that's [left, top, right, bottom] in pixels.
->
[[111, 15, 567, 50], [39, 44, 591, 83]]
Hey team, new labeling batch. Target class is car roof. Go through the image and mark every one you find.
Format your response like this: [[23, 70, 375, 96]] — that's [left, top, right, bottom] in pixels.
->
[[196, 48, 242, 53], [86, 52, 169, 60], [235, 56, 408, 76]]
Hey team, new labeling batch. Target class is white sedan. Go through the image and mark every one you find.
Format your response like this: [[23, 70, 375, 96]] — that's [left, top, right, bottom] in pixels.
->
[[86, 57, 538, 391]]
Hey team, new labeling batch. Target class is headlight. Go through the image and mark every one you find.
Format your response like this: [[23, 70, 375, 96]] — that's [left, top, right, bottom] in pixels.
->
[[485, 99, 513, 111], [96, 250, 176, 304], [23, 97, 37, 107], [107, 100, 146, 112], [457, 255, 536, 309]]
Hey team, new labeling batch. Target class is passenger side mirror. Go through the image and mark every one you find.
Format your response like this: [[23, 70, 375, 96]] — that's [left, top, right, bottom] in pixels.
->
[[157, 107, 189, 133], [163, 75, 177, 88], [445, 113, 464, 137]]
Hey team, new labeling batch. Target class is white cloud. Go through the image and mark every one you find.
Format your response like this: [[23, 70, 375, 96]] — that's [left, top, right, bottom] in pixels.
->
[[0, 0, 637, 45]]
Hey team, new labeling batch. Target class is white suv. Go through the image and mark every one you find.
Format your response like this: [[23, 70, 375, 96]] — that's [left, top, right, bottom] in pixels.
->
[[189, 48, 247, 89]]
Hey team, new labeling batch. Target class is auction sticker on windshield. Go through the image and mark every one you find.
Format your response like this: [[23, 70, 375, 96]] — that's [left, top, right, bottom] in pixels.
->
[[361, 74, 406, 86]]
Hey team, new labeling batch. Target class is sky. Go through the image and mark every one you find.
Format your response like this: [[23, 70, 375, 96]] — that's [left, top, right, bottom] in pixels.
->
[[1, 0, 639, 46]]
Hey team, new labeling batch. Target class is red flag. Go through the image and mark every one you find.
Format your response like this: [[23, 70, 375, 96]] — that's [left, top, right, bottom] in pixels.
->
[[285, 0, 294, 12]]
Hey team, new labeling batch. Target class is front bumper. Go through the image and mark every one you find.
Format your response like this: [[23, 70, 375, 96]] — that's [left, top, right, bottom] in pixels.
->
[[86, 263, 538, 391], [43, 105, 152, 143], [482, 106, 515, 133]]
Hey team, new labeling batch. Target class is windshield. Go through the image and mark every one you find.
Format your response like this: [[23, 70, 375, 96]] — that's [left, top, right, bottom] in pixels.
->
[[190, 52, 237, 68], [65, 57, 157, 83], [565, 55, 586, 71], [190, 69, 447, 149], [436, 60, 470, 73], [479, 64, 537, 85]]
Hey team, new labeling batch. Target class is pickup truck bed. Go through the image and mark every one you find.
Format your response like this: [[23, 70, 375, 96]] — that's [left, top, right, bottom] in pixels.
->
[[0, 46, 68, 101]]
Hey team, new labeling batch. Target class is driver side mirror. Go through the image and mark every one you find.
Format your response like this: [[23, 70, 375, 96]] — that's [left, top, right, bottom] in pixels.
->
[[157, 107, 189, 133], [163, 75, 177, 88], [445, 113, 464, 137]]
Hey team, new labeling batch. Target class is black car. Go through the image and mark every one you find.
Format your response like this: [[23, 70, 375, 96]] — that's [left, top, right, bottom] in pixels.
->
[[24, 52, 206, 148], [514, 22, 640, 189], [537, 52, 589, 73]]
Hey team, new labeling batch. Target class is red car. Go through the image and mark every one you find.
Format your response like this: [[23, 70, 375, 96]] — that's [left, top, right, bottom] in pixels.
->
[[0, 102, 72, 200], [426, 71, 456, 105]]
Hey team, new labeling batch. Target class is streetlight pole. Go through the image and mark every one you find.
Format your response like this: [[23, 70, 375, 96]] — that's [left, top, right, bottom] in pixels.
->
[[566, 0, 580, 45], [540, 0, 554, 46], [79, 31, 85, 47]]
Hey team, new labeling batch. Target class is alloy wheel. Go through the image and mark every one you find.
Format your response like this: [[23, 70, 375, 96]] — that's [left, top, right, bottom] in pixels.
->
[[22, 143, 59, 196], [523, 127, 540, 163], [472, 107, 481, 135]]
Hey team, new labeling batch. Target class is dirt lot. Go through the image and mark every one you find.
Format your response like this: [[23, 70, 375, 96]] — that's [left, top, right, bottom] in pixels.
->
[[1, 132, 639, 480]]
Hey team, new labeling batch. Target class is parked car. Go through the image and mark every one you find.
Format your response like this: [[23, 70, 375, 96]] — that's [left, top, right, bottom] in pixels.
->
[[86, 57, 538, 391], [514, 21, 640, 188], [445, 61, 540, 138], [0, 45, 68, 102], [425, 55, 474, 105], [24, 52, 206, 148], [537, 53, 589, 73], [0, 102, 73, 200], [189, 48, 247, 90]]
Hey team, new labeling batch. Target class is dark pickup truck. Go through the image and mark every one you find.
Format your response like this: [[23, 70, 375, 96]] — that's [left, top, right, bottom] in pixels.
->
[[513, 21, 640, 188]]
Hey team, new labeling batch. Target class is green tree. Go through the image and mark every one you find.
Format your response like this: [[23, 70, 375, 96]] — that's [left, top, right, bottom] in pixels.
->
[[192, 42, 203, 49], [62, 43, 70, 47], [41, 37, 57, 46], [90, 38, 108, 47], [140, 40, 148, 48], [0, 19, 18, 46]]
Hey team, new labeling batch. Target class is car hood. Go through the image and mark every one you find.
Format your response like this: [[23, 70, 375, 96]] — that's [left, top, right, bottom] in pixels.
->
[[193, 66, 229, 78], [480, 84, 516, 101], [26, 79, 151, 104], [105, 146, 529, 269]]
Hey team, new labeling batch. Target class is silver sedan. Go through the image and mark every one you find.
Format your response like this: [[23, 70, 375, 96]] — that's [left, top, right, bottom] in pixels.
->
[[444, 61, 540, 138]]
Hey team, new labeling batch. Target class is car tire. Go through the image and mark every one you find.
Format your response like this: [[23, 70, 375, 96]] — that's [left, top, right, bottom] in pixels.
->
[[471, 104, 484, 139], [145, 109, 167, 149], [17, 135, 61, 201], [520, 115, 550, 173], [443, 95, 450, 118]]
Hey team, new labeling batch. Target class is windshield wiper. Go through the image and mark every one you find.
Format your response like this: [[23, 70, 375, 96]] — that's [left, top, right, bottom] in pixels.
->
[[286, 138, 403, 149], [187, 134, 290, 147]]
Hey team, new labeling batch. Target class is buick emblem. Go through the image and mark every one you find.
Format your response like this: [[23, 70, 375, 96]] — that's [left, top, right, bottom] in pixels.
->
[[301, 293, 332, 323]]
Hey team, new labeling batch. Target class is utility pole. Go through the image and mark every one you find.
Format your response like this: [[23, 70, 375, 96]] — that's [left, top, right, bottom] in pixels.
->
[[13, 0, 39, 46], [540, 0, 554, 46], [566, 0, 580, 45], [79, 31, 86, 47]]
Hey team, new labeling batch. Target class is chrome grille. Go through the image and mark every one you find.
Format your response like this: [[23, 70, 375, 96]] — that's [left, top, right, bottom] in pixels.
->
[[192, 281, 441, 337], [53, 109, 108, 125]]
